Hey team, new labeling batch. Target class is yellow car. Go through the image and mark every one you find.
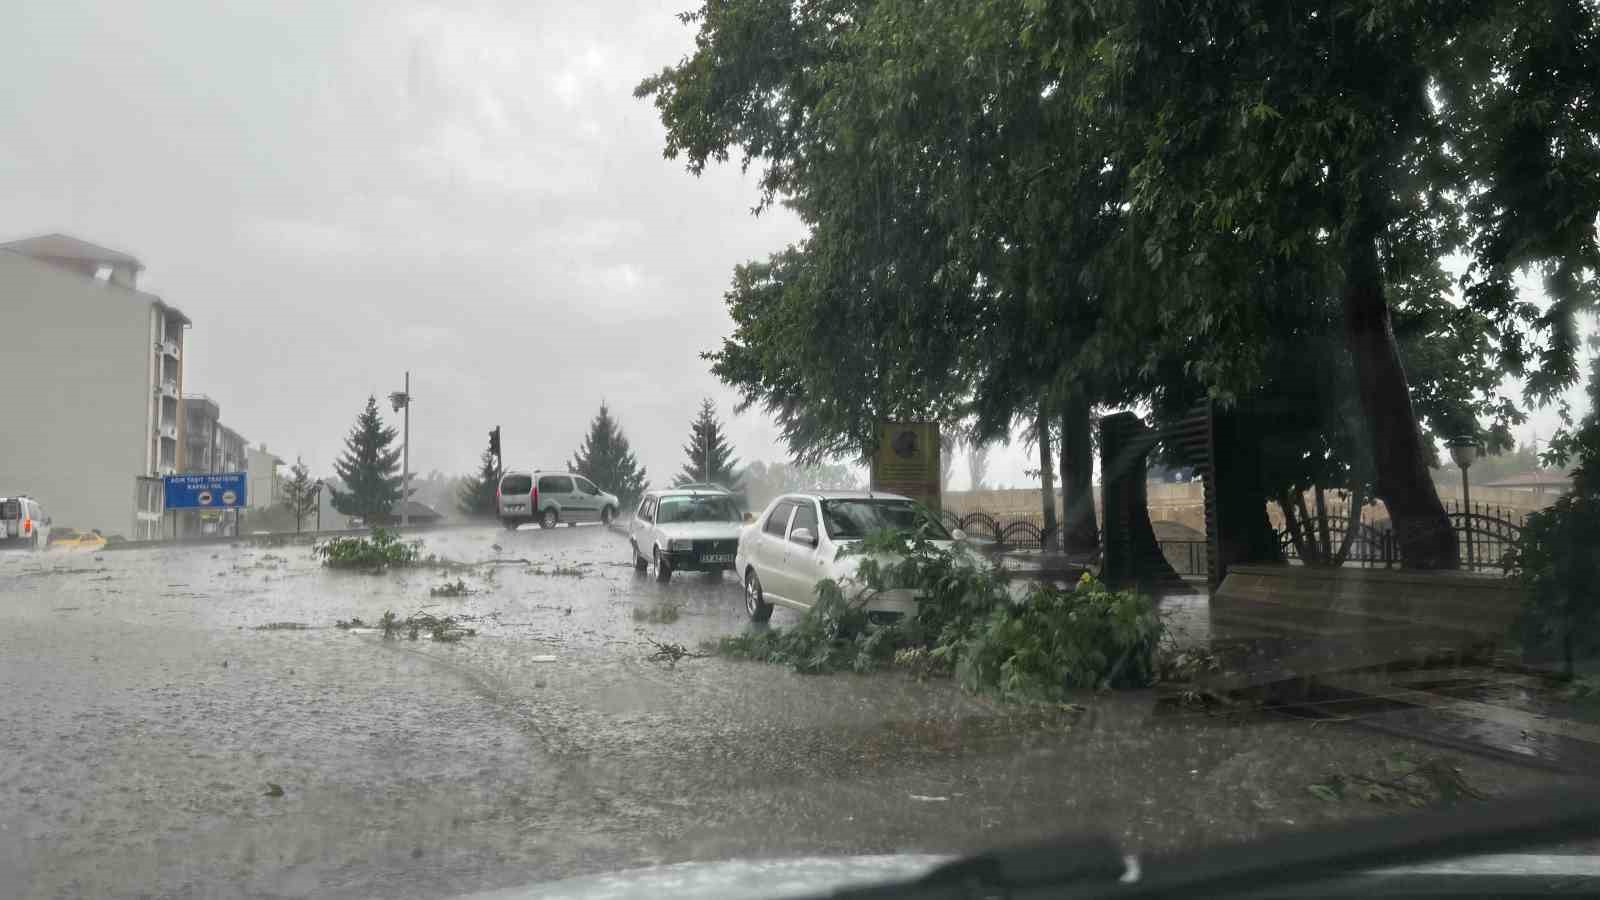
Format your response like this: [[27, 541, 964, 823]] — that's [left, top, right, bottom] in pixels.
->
[[49, 528, 107, 551]]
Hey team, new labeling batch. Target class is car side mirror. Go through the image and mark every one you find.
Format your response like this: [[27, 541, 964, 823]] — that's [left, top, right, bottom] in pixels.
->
[[951, 528, 966, 542], [791, 527, 817, 547]]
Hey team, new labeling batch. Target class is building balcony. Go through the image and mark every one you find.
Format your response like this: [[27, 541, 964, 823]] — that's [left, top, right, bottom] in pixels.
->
[[159, 338, 180, 359], [158, 379, 179, 398], [159, 423, 178, 441]]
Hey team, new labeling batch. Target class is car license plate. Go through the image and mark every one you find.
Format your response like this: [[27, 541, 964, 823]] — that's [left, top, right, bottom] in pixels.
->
[[702, 554, 732, 563], [506, 504, 525, 511]]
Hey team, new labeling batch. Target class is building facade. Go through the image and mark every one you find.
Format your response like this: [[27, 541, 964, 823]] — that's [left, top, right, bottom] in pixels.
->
[[246, 445, 285, 511], [0, 234, 189, 539]]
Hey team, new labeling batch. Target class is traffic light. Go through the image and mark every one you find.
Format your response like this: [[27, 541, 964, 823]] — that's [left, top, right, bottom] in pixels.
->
[[489, 426, 502, 458]]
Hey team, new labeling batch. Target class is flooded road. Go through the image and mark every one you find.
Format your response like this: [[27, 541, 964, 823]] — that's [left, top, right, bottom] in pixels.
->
[[0, 526, 1571, 899]]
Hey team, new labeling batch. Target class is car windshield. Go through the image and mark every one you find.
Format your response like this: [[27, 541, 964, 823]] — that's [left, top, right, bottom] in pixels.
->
[[821, 499, 951, 541], [6, 2, 1598, 897], [656, 495, 740, 524]]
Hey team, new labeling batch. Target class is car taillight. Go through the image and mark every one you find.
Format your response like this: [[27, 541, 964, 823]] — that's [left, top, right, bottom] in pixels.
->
[[531, 486, 538, 507], [22, 518, 31, 535]]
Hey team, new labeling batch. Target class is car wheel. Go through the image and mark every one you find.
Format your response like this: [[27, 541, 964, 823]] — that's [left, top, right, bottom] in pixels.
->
[[744, 569, 773, 622], [601, 505, 615, 526], [654, 548, 672, 583], [632, 542, 649, 573], [539, 509, 559, 529]]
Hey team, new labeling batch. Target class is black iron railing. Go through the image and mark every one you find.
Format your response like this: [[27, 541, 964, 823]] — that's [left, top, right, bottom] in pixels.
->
[[946, 499, 1527, 572]]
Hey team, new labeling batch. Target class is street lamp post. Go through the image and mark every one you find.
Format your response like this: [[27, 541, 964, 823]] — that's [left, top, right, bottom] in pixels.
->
[[389, 372, 412, 528], [314, 480, 323, 532], [1447, 436, 1479, 570]]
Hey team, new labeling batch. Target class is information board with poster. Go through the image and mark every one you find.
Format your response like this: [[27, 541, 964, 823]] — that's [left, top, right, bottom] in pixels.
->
[[870, 421, 941, 512]]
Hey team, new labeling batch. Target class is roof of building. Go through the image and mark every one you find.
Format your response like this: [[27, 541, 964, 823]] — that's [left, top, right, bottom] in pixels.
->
[[0, 233, 144, 270], [396, 500, 443, 520]]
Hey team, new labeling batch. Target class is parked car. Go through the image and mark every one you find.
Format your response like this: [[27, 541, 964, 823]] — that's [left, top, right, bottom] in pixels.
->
[[735, 491, 969, 622], [497, 469, 619, 531], [47, 527, 105, 551], [628, 488, 744, 581], [0, 495, 52, 550]]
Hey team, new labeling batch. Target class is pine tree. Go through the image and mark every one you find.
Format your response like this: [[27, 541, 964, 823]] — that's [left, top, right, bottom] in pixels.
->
[[675, 398, 741, 488], [570, 401, 648, 509], [458, 437, 500, 518], [282, 458, 320, 532], [331, 395, 404, 523]]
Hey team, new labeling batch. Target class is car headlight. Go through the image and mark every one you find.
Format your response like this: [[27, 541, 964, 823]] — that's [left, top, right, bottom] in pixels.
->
[[669, 539, 693, 551]]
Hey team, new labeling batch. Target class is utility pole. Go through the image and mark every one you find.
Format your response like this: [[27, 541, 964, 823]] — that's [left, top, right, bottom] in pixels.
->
[[390, 372, 412, 528]]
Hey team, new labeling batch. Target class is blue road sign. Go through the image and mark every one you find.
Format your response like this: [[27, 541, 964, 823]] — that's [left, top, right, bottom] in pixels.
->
[[163, 472, 247, 510]]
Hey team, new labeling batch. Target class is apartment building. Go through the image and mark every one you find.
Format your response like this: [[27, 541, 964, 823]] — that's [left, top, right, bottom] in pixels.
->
[[247, 444, 285, 511], [0, 234, 189, 539]]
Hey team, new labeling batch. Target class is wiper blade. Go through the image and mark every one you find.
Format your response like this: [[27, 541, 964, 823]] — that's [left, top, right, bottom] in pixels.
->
[[828, 835, 1128, 899], [817, 785, 1600, 900]]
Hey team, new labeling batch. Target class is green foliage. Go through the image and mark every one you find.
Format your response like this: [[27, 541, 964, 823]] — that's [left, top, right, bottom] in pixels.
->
[[458, 437, 500, 518], [957, 575, 1164, 700], [675, 398, 743, 488], [569, 401, 649, 510], [718, 531, 1163, 697], [376, 609, 476, 642], [1507, 335, 1600, 676], [281, 458, 320, 531], [330, 396, 404, 523], [314, 528, 421, 569], [641, 0, 1600, 567]]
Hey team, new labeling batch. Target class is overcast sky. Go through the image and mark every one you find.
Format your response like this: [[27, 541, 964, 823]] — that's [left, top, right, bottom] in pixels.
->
[[1, 1, 1589, 497]]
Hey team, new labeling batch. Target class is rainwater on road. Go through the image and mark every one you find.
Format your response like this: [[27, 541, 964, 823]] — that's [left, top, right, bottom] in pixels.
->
[[0, 525, 1571, 899]]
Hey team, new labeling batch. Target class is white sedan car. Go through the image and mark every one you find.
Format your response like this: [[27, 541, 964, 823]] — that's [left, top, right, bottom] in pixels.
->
[[627, 488, 746, 581], [735, 490, 969, 622]]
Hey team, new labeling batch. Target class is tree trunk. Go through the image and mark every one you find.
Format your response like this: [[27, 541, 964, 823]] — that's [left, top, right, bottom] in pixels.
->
[[1342, 171, 1458, 569], [1335, 486, 1367, 565], [1314, 486, 1332, 560], [1294, 490, 1321, 564], [1059, 390, 1099, 554], [1280, 493, 1312, 564], [1036, 400, 1059, 551]]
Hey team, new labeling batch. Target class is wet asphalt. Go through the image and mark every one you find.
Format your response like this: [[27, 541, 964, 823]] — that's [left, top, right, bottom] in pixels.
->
[[0, 524, 1573, 899]]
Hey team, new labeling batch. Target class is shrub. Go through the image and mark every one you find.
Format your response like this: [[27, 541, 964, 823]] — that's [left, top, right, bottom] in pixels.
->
[[1506, 490, 1600, 677], [718, 529, 1163, 697], [313, 528, 421, 569], [955, 574, 1164, 699]]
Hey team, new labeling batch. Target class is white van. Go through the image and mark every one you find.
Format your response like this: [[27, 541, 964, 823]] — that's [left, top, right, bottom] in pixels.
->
[[0, 495, 52, 551], [496, 470, 619, 531]]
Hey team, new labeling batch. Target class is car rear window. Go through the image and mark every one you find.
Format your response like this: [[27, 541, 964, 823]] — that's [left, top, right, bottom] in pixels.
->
[[820, 499, 950, 541], [657, 495, 741, 524], [500, 475, 532, 495], [538, 475, 573, 494], [0, 500, 18, 520]]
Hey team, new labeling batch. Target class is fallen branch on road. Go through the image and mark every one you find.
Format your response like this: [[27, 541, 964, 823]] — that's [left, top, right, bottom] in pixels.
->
[[646, 639, 706, 667]]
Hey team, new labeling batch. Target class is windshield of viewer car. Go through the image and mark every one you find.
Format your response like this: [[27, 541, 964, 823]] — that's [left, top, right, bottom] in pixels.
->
[[656, 495, 740, 524], [821, 499, 950, 541]]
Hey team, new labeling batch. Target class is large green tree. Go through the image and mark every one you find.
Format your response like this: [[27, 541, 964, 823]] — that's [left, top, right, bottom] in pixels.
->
[[643, 0, 1599, 570], [570, 402, 649, 509], [457, 436, 500, 518], [331, 396, 404, 523], [675, 398, 743, 487]]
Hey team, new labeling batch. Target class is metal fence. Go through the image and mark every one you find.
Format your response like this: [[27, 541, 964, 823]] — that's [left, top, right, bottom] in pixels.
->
[[950, 500, 1525, 573]]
